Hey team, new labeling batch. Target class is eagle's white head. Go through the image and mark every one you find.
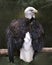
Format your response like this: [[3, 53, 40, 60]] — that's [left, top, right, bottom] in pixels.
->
[[24, 7, 38, 19]]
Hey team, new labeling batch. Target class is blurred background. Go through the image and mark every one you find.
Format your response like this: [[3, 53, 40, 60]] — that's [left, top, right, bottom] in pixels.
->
[[0, 0, 52, 65]]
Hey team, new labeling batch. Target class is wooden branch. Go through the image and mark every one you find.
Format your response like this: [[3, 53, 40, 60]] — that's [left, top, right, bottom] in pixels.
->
[[0, 47, 52, 55], [41, 47, 52, 52], [0, 49, 8, 55]]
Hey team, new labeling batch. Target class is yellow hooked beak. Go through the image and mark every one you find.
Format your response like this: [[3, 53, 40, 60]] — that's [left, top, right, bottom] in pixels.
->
[[32, 8, 38, 13]]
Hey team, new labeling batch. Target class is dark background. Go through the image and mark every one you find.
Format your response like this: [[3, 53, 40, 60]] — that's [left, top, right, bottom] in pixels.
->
[[0, 0, 52, 48], [0, 0, 52, 65]]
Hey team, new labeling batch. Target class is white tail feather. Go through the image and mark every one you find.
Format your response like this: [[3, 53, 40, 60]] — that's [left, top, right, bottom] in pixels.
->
[[20, 32, 34, 62]]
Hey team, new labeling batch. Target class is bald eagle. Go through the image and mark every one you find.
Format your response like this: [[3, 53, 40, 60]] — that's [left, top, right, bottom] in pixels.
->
[[6, 7, 44, 63]]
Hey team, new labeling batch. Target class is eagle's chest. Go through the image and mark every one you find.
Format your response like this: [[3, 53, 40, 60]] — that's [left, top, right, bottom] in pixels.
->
[[20, 32, 34, 62]]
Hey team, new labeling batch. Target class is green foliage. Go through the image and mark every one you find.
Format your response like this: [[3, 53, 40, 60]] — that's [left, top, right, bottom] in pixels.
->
[[0, 53, 52, 65]]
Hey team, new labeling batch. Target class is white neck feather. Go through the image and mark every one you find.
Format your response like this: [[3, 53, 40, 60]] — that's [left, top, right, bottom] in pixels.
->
[[25, 11, 35, 19]]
